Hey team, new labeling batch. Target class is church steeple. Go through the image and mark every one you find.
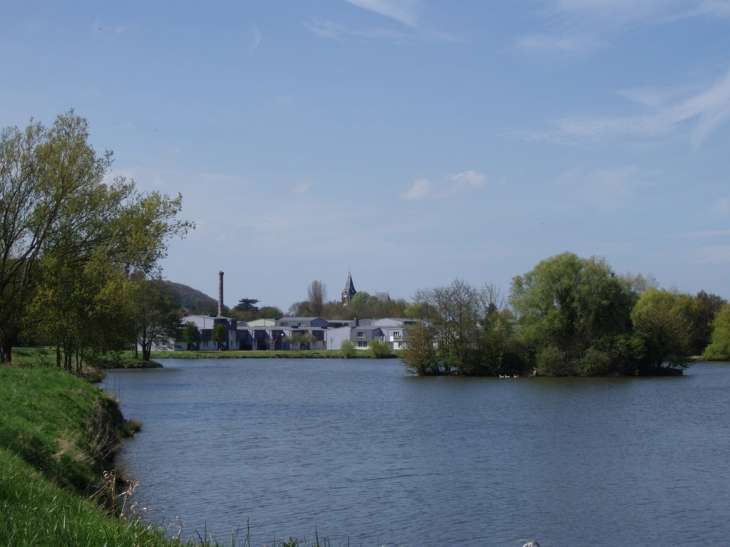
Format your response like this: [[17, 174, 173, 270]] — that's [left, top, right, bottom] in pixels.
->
[[341, 272, 357, 306]]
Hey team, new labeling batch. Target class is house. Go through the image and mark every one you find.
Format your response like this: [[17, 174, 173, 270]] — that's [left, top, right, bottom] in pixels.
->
[[177, 314, 239, 351], [350, 325, 385, 350]]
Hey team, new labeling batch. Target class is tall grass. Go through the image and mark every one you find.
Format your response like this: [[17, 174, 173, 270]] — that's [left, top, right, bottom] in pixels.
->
[[0, 364, 246, 546]]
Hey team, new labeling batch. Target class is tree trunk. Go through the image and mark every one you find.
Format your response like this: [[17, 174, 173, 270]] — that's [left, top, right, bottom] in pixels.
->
[[1, 342, 12, 364]]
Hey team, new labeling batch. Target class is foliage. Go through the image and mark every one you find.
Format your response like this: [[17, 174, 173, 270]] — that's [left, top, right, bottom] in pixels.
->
[[400, 322, 440, 375], [133, 279, 182, 361], [369, 338, 392, 358], [510, 253, 638, 376], [631, 288, 693, 370], [0, 112, 191, 364], [211, 323, 227, 350], [257, 306, 283, 319], [181, 321, 201, 350], [234, 298, 259, 312], [340, 339, 356, 358], [29, 250, 137, 371], [703, 303, 730, 361]]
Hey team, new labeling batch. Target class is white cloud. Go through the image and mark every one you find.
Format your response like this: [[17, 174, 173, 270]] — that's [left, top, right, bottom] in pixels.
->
[[527, 68, 730, 148], [402, 171, 488, 201], [344, 0, 420, 27], [290, 180, 313, 195]]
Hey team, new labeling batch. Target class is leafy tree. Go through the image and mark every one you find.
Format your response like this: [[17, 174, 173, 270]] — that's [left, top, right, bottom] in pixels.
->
[[181, 321, 201, 351], [631, 288, 693, 371], [133, 279, 182, 361], [510, 253, 638, 376], [340, 339, 356, 358], [211, 323, 227, 350], [401, 322, 439, 375], [0, 112, 191, 363], [307, 281, 327, 317], [30, 250, 136, 371], [703, 304, 730, 361]]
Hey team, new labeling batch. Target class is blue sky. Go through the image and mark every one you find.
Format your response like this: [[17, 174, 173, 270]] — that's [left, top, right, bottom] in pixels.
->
[[2, 1, 730, 310]]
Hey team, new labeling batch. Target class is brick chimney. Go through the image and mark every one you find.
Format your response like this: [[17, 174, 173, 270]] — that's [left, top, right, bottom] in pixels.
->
[[218, 271, 224, 317]]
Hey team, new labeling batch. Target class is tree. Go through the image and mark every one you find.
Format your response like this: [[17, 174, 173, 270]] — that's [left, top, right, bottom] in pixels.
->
[[234, 298, 259, 312], [30, 250, 136, 371], [307, 280, 327, 317], [703, 304, 730, 361], [401, 322, 439, 375], [181, 321, 201, 351], [211, 323, 227, 350], [0, 112, 192, 363], [510, 253, 638, 376], [631, 288, 693, 370], [257, 306, 283, 319], [133, 279, 182, 361]]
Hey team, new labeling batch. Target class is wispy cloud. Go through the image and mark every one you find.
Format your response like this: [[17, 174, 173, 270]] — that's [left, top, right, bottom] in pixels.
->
[[306, 0, 458, 43], [518, 1, 730, 54], [523, 69, 730, 148], [304, 18, 456, 43], [246, 28, 261, 57], [344, 0, 420, 27], [402, 170, 488, 201]]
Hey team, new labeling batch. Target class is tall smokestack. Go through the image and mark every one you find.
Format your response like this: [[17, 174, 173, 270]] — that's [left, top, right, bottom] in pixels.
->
[[218, 271, 224, 317]]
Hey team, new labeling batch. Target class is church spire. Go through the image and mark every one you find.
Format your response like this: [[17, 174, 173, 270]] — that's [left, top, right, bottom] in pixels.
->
[[341, 272, 357, 306]]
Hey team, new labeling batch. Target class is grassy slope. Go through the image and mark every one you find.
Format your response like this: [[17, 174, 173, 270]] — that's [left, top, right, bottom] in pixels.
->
[[0, 365, 185, 547]]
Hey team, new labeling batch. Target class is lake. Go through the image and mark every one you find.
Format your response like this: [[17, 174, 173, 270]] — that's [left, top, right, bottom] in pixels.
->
[[104, 359, 730, 547]]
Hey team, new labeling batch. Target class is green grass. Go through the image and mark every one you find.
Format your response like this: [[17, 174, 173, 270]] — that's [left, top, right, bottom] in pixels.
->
[[0, 364, 241, 546]]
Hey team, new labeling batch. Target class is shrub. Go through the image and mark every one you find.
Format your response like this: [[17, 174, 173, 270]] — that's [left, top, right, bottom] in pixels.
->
[[369, 339, 391, 359], [340, 340, 356, 358]]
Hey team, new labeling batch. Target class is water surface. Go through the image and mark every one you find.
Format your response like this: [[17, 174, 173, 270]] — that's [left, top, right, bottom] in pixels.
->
[[105, 359, 730, 547]]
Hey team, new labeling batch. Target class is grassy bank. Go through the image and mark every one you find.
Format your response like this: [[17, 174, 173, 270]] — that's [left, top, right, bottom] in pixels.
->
[[0, 363, 223, 546], [11, 347, 162, 370]]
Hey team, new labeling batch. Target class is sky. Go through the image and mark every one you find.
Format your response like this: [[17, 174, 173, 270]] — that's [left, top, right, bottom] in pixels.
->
[[2, 1, 730, 311]]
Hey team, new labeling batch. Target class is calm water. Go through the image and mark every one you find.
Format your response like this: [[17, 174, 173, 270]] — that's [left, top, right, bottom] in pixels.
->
[[104, 359, 730, 547]]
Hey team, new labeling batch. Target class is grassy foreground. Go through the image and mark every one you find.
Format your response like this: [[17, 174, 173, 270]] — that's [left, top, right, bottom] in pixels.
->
[[0, 363, 229, 546]]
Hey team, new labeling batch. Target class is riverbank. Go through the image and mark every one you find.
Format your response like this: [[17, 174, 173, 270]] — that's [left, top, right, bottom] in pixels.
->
[[0, 362, 221, 546], [150, 349, 386, 359]]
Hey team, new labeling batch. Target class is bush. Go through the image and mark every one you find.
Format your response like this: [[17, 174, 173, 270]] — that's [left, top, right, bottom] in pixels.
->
[[340, 340, 356, 358], [369, 339, 391, 359]]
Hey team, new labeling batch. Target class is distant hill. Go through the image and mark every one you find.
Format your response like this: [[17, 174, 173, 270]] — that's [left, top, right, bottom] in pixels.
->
[[163, 281, 230, 316]]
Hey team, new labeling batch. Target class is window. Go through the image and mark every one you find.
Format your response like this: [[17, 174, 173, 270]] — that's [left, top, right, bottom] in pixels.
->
[[357, 341, 369, 348], [357, 331, 366, 339], [393, 331, 402, 339]]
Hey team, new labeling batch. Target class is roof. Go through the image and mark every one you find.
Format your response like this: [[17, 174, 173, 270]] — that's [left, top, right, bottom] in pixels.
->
[[342, 272, 356, 295]]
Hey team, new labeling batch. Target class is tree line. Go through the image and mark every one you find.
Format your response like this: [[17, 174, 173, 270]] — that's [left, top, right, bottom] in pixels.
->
[[401, 252, 729, 376], [0, 112, 191, 369]]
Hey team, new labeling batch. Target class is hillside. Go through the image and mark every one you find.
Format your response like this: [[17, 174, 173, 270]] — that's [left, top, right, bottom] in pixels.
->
[[162, 280, 229, 316]]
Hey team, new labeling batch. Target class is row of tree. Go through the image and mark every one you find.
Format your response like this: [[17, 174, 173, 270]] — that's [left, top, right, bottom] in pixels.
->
[[402, 252, 728, 376], [0, 112, 191, 369]]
